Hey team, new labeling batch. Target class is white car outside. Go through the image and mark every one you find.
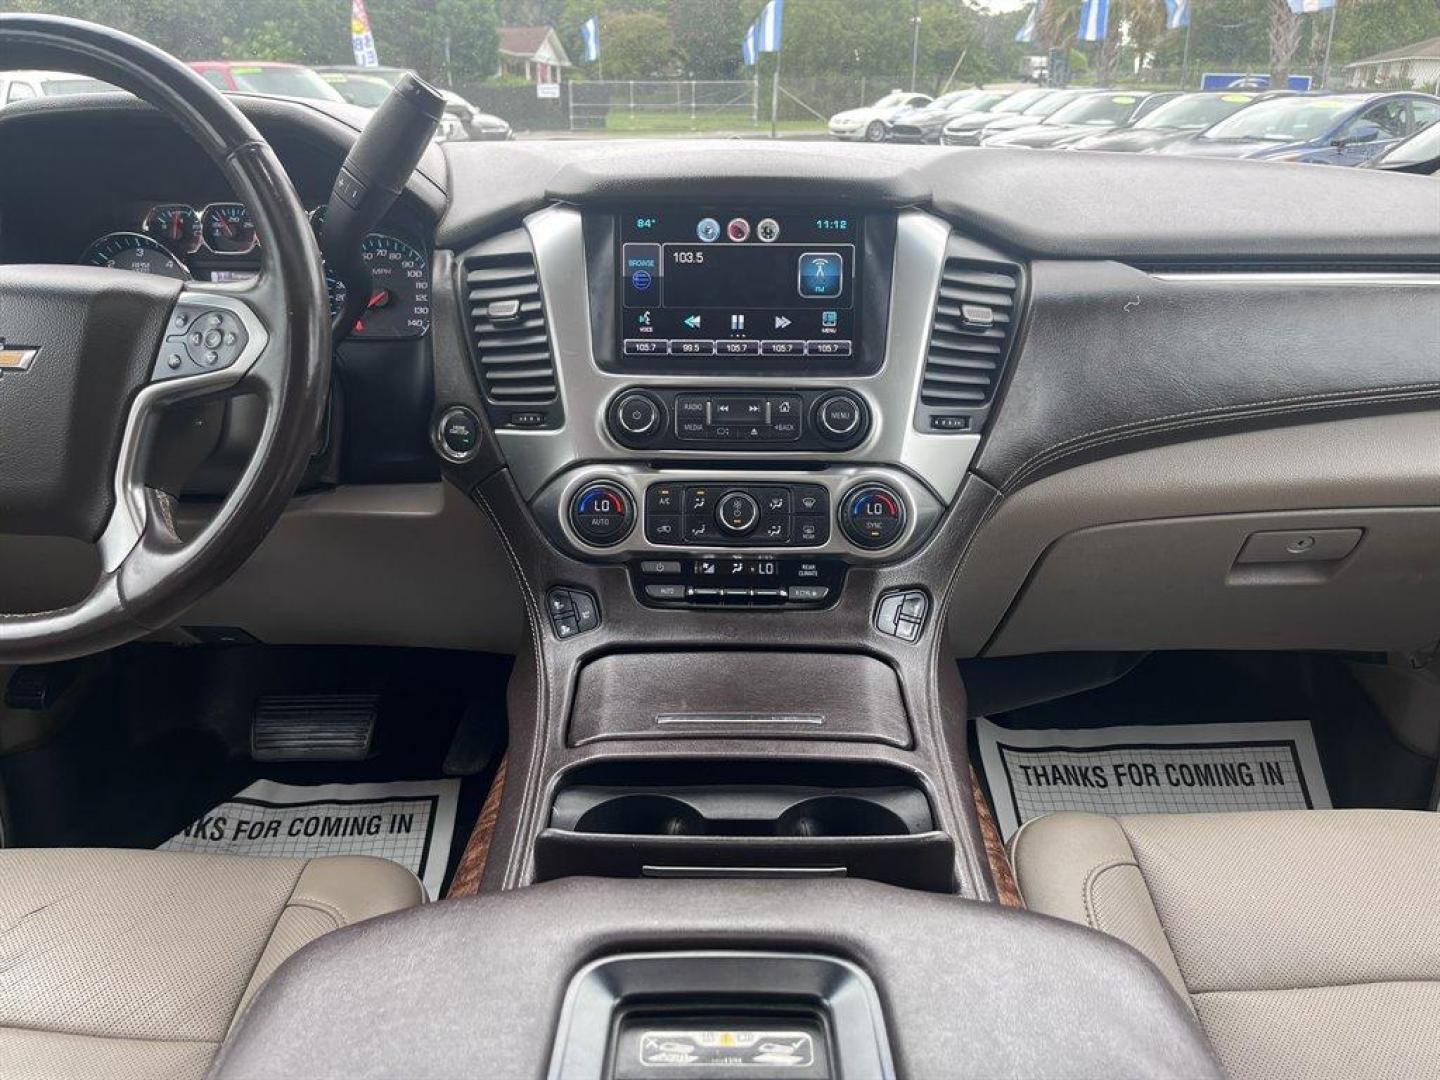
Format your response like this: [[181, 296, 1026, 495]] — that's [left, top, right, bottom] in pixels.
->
[[828, 91, 932, 142]]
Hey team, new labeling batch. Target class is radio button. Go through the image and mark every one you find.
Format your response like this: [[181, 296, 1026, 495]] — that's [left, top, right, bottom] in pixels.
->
[[761, 340, 805, 356], [715, 339, 760, 356], [623, 338, 668, 356], [672, 339, 714, 356]]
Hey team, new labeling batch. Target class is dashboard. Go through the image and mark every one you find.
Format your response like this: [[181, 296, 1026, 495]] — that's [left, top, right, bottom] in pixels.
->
[[0, 94, 1436, 661]]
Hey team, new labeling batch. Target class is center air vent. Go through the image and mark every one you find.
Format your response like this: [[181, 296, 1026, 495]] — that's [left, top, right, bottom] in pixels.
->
[[465, 251, 559, 420], [916, 254, 1021, 434]]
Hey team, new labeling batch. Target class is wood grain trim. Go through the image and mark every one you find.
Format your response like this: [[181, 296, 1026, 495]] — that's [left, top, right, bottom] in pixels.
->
[[446, 756, 509, 899], [971, 764, 1023, 908]]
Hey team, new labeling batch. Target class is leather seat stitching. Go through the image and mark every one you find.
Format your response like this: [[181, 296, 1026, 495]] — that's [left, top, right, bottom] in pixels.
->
[[285, 894, 347, 929], [1080, 857, 1135, 932], [0, 1022, 220, 1047]]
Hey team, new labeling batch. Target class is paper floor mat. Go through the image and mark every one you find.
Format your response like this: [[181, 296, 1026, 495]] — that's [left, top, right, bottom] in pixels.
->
[[976, 718, 1331, 843], [160, 778, 459, 900]]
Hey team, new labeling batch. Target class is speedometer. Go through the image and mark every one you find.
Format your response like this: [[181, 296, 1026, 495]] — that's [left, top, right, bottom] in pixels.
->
[[81, 232, 191, 280], [326, 234, 430, 339]]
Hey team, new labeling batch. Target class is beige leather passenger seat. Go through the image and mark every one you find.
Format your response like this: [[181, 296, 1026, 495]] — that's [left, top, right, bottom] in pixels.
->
[[1012, 809, 1440, 1080], [0, 849, 422, 1079]]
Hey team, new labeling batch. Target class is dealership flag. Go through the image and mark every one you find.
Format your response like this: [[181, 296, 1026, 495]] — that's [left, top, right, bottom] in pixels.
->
[[1078, 0, 1110, 40], [742, 21, 758, 66], [1287, 0, 1335, 10], [350, 0, 379, 67], [755, 0, 784, 52], [1164, 0, 1191, 29], [1015, 4, 1037, 42], [580, 16, 600, 62]]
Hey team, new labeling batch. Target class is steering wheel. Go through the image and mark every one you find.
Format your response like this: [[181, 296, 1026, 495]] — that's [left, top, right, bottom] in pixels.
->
[[0, 15, 329, 663]]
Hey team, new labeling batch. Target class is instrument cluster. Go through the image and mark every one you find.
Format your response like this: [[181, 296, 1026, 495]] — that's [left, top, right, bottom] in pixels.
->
[[79, 202, 430, 340]]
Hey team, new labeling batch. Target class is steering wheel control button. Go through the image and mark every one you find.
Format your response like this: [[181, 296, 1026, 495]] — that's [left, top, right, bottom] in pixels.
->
[[547, 586, 600, 639], [569, 482, 636, 547], [436, 406, 482, 462], [876, 589, 930, 642], [840, 484, 907, 550], [717, 491, 761, 535], [814, 391, 869, 447], [154, 302, 252, 382]]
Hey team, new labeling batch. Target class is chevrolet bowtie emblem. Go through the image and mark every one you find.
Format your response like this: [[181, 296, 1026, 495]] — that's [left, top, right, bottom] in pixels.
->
[[0, 343, 40, 372]]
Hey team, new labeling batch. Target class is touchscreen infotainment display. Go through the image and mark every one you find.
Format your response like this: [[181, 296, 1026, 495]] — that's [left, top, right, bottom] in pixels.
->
[[618, 209, 859, 364]]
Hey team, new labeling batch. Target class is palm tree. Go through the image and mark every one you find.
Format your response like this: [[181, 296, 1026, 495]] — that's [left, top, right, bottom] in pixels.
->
[[1035, 0, 1167, 85], [1269, 0, 1301, 83]]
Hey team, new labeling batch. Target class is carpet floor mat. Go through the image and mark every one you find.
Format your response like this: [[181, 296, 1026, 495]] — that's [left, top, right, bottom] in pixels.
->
[[976, 717, 1331, 842], [160, 778, 460, 900]]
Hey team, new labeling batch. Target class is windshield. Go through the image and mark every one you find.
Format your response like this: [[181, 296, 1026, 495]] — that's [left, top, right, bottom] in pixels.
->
[[873, 92, 913, 109], [1046, 94, 1142, 127], [1201, 97, 1356, 142], [1135, 93, 1259, 131], [996, 89, 1052, 114], [1025, 91, 1087, 118], [321, 74, 391, 108], [930, 90, 980, 111], [228, 66, 346, 102]]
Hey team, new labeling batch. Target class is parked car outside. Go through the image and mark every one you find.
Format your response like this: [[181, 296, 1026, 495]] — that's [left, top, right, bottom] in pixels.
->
[[0, 68, 118, 105], [1066, 91, 1287, 153], [886, 88, 1010, 144], [981, 90, 1182, 149], [827, 90, 932, 142], [188, 61, 347, 103], [1157, 91, 1440, 165], [1361, 117, 1440, 174], [940, 87, 1094, 146], [315, 65, 511, 141]]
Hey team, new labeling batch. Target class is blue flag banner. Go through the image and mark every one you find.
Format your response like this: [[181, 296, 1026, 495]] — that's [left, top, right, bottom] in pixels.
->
[[1164, 0, 1191, 29], [580, 16, 600, 63], [742, 21, 758, 66], [1287, 0, 1335, 10], [1078, 0, 1110, 40], [1015, 4, 1038, 42], [756, 0, 784, 52]]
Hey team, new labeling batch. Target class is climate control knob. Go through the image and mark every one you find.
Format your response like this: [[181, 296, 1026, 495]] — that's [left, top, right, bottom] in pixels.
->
[[814, 391, 869, 447], [840, 483, 907, 550], [715, 490, 761, 535], [569, 481, 636, 547]]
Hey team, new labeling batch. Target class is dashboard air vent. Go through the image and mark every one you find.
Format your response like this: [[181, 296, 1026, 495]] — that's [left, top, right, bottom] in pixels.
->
[[465, 252, 557, 407], [917, 257, 1020, 432]]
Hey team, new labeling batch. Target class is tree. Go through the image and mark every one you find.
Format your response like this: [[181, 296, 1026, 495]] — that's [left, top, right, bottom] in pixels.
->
[[598, 10, 680, 78], [1268, 0, 1300, 82]]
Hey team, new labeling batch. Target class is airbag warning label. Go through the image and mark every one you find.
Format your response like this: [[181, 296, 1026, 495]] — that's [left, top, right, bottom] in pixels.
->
[[976, 719, 1331, 841]]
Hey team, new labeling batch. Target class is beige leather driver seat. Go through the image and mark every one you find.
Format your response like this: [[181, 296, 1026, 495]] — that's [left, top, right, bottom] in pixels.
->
[[1012, 809, 1440, 1080], [0, 849, 423, 1079]]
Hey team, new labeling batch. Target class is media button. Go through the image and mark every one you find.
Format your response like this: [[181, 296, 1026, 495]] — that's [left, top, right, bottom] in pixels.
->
[[715, 339, 760, 356], [807, 340, 852, 357], [623, 338, 668, 356], [761, 340, 804, 357], [677, 419, 707, 440], [671, 339, 714, 356]]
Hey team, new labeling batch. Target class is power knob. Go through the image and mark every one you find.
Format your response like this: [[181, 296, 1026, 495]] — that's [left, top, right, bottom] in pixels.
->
[[608, 391, 664, 446]]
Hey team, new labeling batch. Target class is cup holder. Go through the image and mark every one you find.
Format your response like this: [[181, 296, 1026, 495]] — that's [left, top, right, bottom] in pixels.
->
[[776, 796, 910, 838], [573, 794, 707, 836]]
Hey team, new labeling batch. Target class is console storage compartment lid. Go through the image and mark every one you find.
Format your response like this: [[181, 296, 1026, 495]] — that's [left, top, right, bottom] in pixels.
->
[[568, 651, 911, 747]]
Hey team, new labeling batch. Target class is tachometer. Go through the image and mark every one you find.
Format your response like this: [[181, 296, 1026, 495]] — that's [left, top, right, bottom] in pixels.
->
[[80, 231, 191, 280], [142, 204, 202, 254], [201, 202, 257, 254], [326, 234, 431, 339]]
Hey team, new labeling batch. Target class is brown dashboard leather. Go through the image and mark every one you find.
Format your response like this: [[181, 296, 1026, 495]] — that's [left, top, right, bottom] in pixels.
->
[[974, 260, 1440, 495]]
